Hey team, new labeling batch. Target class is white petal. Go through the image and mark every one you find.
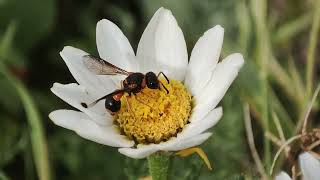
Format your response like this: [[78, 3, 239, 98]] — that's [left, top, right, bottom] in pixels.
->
[[51, 83, 113, 126], [185, 25, 224, 97], [159, 132, 212, 151], [192, 53, 244, 122], [49, 110, 134, 147], [96, 19, 138, 72], [299, 152, 320, 180], [136, 7, 188, 81], [118, 144, 159, 159], [180, 107, 222, 138], [275, 172, 292, 180], [60, 46, 116, 95]]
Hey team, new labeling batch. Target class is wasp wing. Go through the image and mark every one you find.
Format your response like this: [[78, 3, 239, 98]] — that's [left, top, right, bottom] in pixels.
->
[[82, 55, 130, 76]]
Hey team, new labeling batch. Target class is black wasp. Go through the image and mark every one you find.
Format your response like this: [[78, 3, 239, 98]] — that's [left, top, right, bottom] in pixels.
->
[[80, 55, 169, 114]]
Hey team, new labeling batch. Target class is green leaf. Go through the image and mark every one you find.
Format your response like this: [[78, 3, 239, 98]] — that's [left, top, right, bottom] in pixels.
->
[[273, 12, 313, 44], [0, 63, 51, 180], [0, 22, 15, 59], [0, 170, 10, 180]]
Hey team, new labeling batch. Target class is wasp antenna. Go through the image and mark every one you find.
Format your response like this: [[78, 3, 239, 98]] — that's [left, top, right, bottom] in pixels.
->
[[82, 94, 110, 108], [81, 101, 98, 108], [158, 72, 170, 84], [81, 102, 88, 108]]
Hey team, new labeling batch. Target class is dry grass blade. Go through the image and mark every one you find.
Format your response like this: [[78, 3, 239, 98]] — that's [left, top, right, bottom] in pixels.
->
[[265, 132, 282, 147], [307, 140, 320, 151], [302, 84, 320, 134], [269, 134, 303, 175], [243, 103, 268, 179], [272, 112, 286, 142], [306, 0, 320, 96]]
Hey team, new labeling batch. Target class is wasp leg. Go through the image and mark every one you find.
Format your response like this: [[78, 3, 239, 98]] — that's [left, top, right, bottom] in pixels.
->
[[125, 96, 137, 121], [135, 96, 153, 110], [157, 71, 170, 84]]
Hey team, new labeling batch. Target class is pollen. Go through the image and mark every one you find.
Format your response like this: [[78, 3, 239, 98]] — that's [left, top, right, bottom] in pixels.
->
[[114, 79, 192, 144]]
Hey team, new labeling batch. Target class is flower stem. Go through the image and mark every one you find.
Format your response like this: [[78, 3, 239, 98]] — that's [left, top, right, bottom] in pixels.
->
[[147, 154, 170, 180]]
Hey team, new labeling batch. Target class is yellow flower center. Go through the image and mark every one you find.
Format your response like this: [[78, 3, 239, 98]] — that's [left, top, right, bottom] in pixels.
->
[[114, 79, 192, 144]]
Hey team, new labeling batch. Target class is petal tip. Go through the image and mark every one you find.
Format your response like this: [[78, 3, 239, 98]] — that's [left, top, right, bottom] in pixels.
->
[[48, 111, 55, 121], [227, 53, 244, 68], [50, 83, 58, 93], [215, 106, 223, 115], [48, 110, 62, 124], [202, 132, 213, 138], [60, 46, 73, 54], [50, 82, 62, 92], [157, 7, 170, 13], [155, 7, 174, 20], [213, 24, 224, 32], [96, 19, 113, 28], [97, 18, 107, 24], [202, 25, 224, 39]]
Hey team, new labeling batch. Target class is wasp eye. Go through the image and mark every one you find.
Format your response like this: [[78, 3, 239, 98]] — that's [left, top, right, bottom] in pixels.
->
[[146, 72, 159, 89]]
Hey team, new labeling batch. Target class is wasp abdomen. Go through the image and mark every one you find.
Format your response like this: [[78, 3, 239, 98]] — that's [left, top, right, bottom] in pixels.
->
[[105, 96, 121, 112]]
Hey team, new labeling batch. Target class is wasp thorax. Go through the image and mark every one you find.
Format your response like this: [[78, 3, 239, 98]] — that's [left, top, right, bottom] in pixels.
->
[[114, 79, 192, 144]]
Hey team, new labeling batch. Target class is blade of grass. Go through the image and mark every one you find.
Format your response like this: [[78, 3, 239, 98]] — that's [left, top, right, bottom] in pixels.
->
[[271, 112, 285, 142], [236, 0, 251, 54], [269, 134, 303, 176], [294, 82, 320, 134], [301, 83, 320, 134], [0, 22, 50, 180], [287, 58, 305, 109], [268, 57, 295, 100], [269, 88, 294, 132], [240, 86, 294, 131], [273, 12, 313, 44], [0, 22, 15, 60], [0, 130, 28, 166], [0, 170, 10, 180], [243, 103, 269, 180], [306, 0, 320, 97], [250, 0, 271, 169], [0, 63, 51, 180]]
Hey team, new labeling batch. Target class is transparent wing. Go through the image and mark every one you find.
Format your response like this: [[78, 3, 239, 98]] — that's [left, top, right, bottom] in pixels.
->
[[82, 55, 130, 75]]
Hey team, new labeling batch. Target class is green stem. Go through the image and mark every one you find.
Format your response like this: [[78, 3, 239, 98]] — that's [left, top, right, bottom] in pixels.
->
[[147, 154, 170, 180], [250, 0, 271, 170], [306, 0, 320, 98], [0, 63, 51, 180]]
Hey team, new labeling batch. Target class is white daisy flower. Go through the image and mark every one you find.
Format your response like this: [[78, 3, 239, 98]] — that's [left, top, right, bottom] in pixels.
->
[[275, 152, 320, 180], [49, 7, 244, 159]]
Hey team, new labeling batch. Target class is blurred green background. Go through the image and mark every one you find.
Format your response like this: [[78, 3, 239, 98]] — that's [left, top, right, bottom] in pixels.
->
[[0, 0, 319, 179]]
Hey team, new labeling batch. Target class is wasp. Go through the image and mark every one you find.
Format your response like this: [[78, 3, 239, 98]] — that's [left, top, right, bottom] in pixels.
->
[[80, 55, 169, 114]]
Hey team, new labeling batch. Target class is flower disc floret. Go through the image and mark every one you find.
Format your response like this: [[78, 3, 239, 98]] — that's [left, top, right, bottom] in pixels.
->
[[115, 79, 192, 144]]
